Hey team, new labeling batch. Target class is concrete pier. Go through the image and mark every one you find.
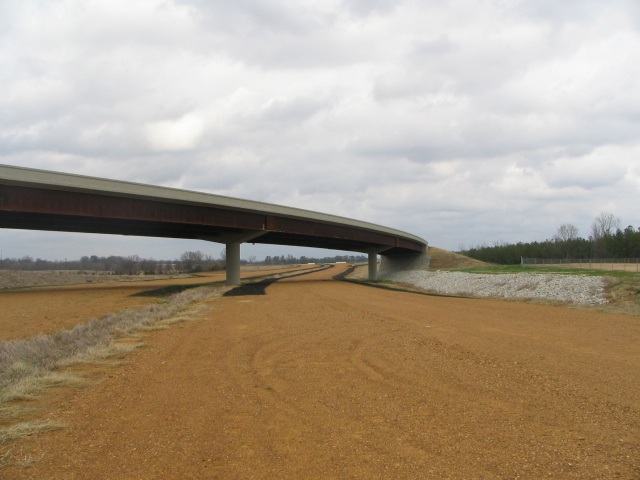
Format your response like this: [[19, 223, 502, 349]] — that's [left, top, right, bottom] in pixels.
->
[[225, 242, 241, 286], [368, 252, 378, 281]]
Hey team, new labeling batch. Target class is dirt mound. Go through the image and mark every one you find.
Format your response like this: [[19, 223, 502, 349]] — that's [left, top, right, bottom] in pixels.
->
[[428, 246, 487, 269]]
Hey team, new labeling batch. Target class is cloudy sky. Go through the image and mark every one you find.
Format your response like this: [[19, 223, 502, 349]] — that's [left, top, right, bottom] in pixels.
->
[[1, 0, 639, 261]]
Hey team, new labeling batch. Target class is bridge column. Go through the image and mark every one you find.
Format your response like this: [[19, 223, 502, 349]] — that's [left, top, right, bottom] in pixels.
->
[[366, 247, 392, 281], [225, 242, 241, 286], [201, 231, 267, 287], [368, 252, 378, 281]]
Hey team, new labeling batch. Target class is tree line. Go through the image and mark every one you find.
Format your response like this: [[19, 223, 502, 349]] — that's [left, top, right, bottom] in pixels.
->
[[263, 254, 366, 265], [460, 212, 640, 265], [0, 251, 367, 273]]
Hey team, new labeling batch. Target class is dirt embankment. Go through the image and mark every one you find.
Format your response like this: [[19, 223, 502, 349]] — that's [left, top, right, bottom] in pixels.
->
[[427, 246, 487, 269], [2, 265, 640, 479]]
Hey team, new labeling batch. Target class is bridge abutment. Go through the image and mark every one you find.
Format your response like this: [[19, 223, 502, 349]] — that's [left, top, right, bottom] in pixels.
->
[[378, 246, 430, 279]]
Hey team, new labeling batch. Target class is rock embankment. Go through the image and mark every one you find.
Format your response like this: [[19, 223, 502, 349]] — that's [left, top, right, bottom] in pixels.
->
[[383, 270, 608, 305]]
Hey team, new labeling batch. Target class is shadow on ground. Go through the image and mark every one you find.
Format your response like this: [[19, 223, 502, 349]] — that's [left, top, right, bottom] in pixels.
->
[[224, 265, 335, 297], [223, 279, 279, 296], [131, 282, 222, 298]]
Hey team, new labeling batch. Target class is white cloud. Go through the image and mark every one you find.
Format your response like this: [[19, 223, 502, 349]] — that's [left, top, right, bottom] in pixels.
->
[[144, 112, 205, 151]]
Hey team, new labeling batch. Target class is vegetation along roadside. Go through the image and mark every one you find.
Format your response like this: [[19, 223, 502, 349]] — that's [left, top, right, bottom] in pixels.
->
[[0, 282, 230, 468]]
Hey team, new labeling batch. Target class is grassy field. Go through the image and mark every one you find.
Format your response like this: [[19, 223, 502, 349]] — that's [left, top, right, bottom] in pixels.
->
[[458, 264, 640, 277]]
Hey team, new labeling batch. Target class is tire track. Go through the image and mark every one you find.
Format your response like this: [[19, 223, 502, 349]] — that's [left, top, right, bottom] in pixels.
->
[[3, 264, 640, 479]]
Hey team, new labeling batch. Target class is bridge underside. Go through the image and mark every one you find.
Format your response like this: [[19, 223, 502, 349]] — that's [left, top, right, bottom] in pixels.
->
[[0, 211, 417, 254], [0, 182, 427, 283], [0, 185, 420, 256]]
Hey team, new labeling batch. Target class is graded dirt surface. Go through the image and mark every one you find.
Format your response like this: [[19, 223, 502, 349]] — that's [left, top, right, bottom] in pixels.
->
[[0, 266, 309, 341], [3, 265, 640, 478]]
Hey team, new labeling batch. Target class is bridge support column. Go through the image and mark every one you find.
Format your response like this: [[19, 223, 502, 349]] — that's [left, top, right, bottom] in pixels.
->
[[225, 242, 241, 286], [201, 231, 267, 287], [366, 247, 392, 281], [368, 252, 378, 281]]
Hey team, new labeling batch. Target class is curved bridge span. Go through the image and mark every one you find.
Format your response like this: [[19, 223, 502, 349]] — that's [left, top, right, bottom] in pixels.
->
[[0, 165, 428, 284]]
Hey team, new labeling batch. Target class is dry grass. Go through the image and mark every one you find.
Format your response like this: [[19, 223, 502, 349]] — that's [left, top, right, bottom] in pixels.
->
[[528, 262, 640, 273], [427, 246, 488, 269], [0, 270, 192, 290], [0, 285, 226, 394], [599, 276, 640, 315], [0, 283, 229, 457], [0, 422, 61, 469], [0, 420, 63, 445]]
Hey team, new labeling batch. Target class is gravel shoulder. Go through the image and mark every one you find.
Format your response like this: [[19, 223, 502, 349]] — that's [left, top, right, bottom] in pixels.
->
[[382, 270, 608, 305]]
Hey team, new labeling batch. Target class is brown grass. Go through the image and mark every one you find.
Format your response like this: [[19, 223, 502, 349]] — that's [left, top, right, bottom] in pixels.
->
[[528, 262, 640, 273], [599, 276, 640, 315], [427, 246, 488, 269], [0, 283, 229, 455], [0, 420, 64, 445], [0, 270, 192, 290]]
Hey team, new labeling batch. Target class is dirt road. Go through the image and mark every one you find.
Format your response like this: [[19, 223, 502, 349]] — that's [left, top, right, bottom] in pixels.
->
[[4, 265, 640, 478]]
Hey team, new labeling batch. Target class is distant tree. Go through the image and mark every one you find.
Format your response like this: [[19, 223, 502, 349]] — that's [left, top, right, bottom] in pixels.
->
[[591, 212, 620, 240], [180, 251, 206, 272], [554, 224, 579, 243], [591, 212, 621, 256], [140, 259, 158, 275], [115, 255, 141, 275], [553, 224, 580, 258]]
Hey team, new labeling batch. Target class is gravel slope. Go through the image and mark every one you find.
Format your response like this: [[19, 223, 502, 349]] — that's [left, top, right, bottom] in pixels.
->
[[383, 270, 608, 305]]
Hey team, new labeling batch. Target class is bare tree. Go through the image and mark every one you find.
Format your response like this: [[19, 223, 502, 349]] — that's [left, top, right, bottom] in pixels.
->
[[591, 212, 621, 241], [554, 224, 580, 243], [180, 251, 205, 272], [590, 212, 621, 257]]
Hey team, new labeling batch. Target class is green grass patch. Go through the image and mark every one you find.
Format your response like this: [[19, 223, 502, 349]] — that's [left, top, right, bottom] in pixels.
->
[[456, 265, 640, 278]]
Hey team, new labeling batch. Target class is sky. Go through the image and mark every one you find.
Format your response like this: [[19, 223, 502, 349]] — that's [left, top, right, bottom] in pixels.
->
[[1, 0, 640, 261]]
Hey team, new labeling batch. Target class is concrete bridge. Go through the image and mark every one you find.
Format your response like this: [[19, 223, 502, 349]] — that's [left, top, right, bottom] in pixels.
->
[[0, 165, 428, 285]]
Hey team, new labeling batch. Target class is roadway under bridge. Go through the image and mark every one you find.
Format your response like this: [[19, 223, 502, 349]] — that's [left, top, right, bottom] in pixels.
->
[[0, 165, 428, 285]]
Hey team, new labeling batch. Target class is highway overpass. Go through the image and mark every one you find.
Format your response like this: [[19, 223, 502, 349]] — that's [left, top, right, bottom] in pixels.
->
[[0, 165, 428, 284]]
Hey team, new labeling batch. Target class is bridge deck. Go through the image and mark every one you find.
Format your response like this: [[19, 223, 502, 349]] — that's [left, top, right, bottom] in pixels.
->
[[0, 165, 426, 255]]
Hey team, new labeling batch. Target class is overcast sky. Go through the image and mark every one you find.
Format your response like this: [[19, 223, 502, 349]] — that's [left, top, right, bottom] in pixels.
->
[[2, 0, 639, 261]]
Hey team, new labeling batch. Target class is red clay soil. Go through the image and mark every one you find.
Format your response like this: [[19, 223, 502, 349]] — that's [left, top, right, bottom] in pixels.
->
[[0, 266, 307, 341], [3, 265, 640, 479]]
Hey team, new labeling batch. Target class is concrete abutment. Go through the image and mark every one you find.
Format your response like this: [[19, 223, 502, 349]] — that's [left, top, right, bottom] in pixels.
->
[[376, 246, 430, 280]]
